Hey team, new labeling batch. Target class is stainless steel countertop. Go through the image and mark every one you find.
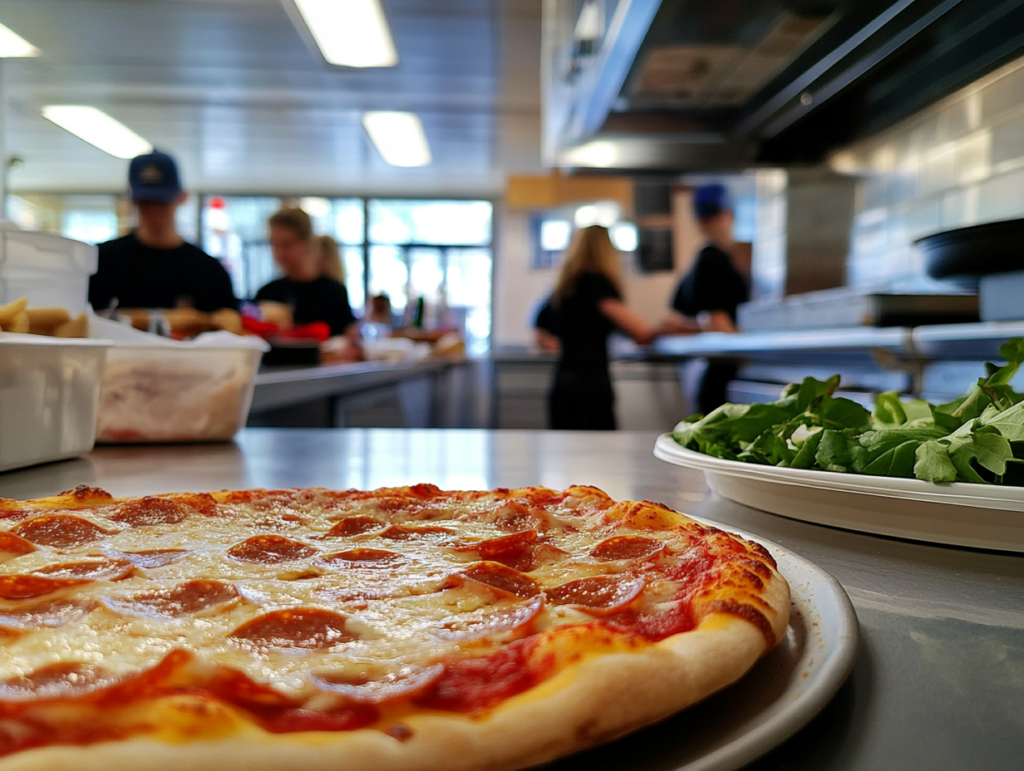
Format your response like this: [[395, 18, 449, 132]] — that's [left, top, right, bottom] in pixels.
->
[[1, 429, 1021, 770], [652, 327, 912, 358], [653, 321, 1024, 361], [252, 359, 459, 412]]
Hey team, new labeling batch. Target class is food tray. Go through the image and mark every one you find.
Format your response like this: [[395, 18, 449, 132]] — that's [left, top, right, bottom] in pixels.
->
[[654, 434, 1024, 553]]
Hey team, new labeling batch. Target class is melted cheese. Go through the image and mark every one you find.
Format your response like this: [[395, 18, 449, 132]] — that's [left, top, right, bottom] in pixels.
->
[[0, 487, 756, 709]]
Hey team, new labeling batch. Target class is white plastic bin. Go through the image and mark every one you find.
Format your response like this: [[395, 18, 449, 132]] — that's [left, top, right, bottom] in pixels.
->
[[0, 227, 97, 315], [0, 334, 111, 472]]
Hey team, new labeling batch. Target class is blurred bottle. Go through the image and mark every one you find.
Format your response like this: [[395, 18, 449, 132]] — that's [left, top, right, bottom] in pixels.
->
[[411, 296, 425, 329]]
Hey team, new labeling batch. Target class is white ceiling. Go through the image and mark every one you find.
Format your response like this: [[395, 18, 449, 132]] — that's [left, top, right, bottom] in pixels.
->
[[0, 0, 543, 197]]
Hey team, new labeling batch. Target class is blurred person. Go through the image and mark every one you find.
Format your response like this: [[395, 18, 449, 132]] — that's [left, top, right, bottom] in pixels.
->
[[318, 235, 345, 283], [664, 183, 749, 414], [254, 208, 357, 338], [366, 294, 394, 327], [89, 150, 237, 312], [548, 225, 661, 430]]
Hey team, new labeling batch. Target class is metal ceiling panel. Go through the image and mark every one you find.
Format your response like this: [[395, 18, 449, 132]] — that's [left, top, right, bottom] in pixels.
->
[[0, 0, 541, 196]]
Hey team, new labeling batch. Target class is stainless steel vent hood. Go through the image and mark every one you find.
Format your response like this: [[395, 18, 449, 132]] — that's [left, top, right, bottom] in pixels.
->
[[543, 0, 1024, 172]]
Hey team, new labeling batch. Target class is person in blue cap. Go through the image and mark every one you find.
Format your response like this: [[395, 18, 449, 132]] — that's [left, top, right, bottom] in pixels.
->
[[666, 183, 749, 414], [88, 150, 237, 313]]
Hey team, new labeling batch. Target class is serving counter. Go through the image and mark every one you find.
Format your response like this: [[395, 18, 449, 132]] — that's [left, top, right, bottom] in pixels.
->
[[1, 429, 1020, 770], [248, 358, 471, 429]]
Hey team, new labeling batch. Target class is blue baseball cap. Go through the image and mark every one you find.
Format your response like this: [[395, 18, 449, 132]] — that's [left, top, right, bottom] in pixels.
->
[[128, 150, 183, 202], [693, 183, 731, 221]]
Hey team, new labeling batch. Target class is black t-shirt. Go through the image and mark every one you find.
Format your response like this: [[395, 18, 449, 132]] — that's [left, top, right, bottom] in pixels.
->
[[89, 232, 238, 312], [671, 244, 748, 323], [555, 272, 620, 369], [533, 298, 562, 338], [254, 276, 357, 337]]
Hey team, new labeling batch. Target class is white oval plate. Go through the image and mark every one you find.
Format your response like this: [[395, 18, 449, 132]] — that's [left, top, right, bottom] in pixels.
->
[[654, 434, 1024, 553], [547, 520, 859, 771]]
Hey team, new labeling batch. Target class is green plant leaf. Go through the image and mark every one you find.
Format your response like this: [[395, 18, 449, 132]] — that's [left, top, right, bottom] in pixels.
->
[[819, 397, 872, 432], [874, 391, 907, 427], [977, 401, 1024, 442], [851, 428, 947, 478], [791, 429, 824, 469], [815, 429, 859, 471], [950, 429, 1014, 479], [914, 440, 957, 483]]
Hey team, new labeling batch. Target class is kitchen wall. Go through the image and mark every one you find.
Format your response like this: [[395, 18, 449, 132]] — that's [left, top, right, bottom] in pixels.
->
[[828, 53, 1024, 289]]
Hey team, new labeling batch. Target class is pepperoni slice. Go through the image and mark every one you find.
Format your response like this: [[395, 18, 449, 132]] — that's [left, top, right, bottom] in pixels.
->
[[0, 575, 90, 600], [435, 596, 545, 640], [452, 530, 534, 567], [450, 531, 566, 572], [11, 515, 113, 549], [589, 536, 665, 562], [311, 664, 445, 704], [0, 662, 114, 701], [452, 562, 540, 598], [108, 497, 188, 527], [115, 549, 188, 569], [227, 535, 318, 564], [103, 580, 239, 618], [322, 517, 384, 538], [230, 608, 356, 649], [34, 558, 133, 581], [322, 549, 407, 568], [0, 598, 91, 631], [379, 525, 455, 542], [0, 509, 33, 522], [0, 532, 35, 558], [172, 493, 219, 517], [547, 576, 646, 616]]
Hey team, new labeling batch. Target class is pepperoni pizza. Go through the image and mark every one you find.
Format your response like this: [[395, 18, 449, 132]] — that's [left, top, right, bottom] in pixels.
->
[[0, 484, 789, 770]]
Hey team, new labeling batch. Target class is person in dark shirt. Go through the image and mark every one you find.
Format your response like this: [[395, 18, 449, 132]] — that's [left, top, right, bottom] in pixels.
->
[[549, 225, 660, 430], [667, 184, 749, 415], [532, 297, 561, 353], [88, 150, 237, 313], [254, 208, 357, 338]]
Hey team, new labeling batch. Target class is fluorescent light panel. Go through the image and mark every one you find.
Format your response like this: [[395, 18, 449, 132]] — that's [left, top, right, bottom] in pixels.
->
[[42, 106, 152, 159], [290, 0, 398, 68], [362, 111, 431, 167], [0, 22, 39, 57]]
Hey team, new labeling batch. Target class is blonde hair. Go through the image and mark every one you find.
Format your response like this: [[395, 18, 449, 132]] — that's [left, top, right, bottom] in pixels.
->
[[552, 225, 622, 305], [318, 235, 344, 283]]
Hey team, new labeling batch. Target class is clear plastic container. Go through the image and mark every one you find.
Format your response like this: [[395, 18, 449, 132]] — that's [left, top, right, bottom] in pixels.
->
[[0, 227, 97, 315], [96, 346, 263, 443], [0, 335, 111, 472]]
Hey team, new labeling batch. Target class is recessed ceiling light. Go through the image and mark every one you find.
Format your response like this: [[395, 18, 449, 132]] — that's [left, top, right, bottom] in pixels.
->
[[0, 22, 39, 57], [285, 0, 398, 68], [42, 106, 153, 159], [362, 112, 431, 167]]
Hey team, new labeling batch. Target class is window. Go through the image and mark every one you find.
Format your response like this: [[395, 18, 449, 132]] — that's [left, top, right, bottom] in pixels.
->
[[201, 196, 281, 299], [366, 200, 494, 354], [7, 194, 120, 244], [368, 200, 492, 246]]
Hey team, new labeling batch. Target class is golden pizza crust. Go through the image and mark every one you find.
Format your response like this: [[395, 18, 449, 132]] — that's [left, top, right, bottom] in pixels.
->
[[0, 486, 790, 771]]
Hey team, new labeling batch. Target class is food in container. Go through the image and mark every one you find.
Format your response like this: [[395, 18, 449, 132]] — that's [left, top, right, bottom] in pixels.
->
[[90, 317, 268, 443]]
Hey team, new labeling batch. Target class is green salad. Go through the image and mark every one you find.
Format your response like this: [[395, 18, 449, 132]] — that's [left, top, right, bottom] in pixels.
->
[[671, 339, 1024, 485]]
